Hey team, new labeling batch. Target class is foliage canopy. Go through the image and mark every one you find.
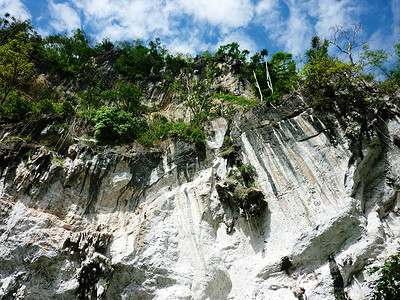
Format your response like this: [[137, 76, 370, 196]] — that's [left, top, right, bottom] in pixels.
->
[[366, 252, 400, 300], [0, 32, 33, 104], [0, 15, 400, 147]]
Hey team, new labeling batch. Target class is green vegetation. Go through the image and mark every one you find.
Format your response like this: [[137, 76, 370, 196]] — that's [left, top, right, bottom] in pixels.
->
[[302, 57, 351, 94], [51, 157, 64, 166], [249, 50, 299, 102], [92, 106, 146, 144], [228, 163, 257, 187], [44, 29, 93, 76], [0, 15, 399, 147], [115, 38, 166, 80], [100, 80, 144, 114], [1, 92, 31, 121], [139, 114, 205, 145], [365, 252, 400, 300], [0, 32, 33, 104]]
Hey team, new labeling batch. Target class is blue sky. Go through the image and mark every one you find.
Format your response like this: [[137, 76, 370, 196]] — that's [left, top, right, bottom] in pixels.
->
[[1, 0, 399, 60]]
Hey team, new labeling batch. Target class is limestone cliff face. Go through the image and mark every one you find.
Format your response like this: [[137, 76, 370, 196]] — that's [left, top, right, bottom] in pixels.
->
[[1, 90, 400, 299]]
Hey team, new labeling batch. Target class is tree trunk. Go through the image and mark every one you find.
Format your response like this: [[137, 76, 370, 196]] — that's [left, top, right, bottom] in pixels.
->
[[253, 71, 263, 102], [1, 90, 9, 105], [265, 60, 273, 94]]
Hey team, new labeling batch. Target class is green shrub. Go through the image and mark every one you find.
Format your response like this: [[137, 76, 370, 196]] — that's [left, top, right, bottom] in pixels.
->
[[56, 100, 75, 118], [115, 39, 165, 80], [93, 106, 146, 144], [228, 163, 257, 187], [36, 99, 56, 114], [190, 126, 206, 144], [239, 163, 256, 187], [138, 114, 205, 146], [366, 252, 400, 299], [100, 80, 144, 114], [79, 89, 102, 111], [1, 93, 31, 121], [302, 57, 351, 94]]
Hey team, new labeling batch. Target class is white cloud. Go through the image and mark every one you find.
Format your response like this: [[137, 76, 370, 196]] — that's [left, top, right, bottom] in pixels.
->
[[255, 0, 311, 55], [0, 0, 31, 21], [254, 0, 281, 31], [282, 1, 312, 55], [253, 0, 365, 55], [48, 0, 81, 33], [64, 0, 259, 54], [12, 0, 393, 60], [256, 0, 279, 13], [177, 0, 254, 29], [306, 0, 359, 37], [71, 0, 175, 41], [168, 28, 212, 55]]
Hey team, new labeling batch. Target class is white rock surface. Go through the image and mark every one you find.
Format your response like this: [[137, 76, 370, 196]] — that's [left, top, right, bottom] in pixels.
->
[[1, 96, 400, 299]]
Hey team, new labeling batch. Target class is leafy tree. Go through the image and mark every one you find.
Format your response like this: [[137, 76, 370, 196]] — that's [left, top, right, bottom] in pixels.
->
[[215, 42, 249, 77], [0, 15, 37, 44], [302, 56, 351, 95], [250, 49, 273, 101], [392, 41, 400, 85], [329, 23, 378, 90], [250, 50, 299, 102], [165, 53, 188, 75], [201, 50, 213, 59], [367, 252, 400, 300], [148, 37, 167, 70], [94, 38, 114, 52], [359, 45, 392, 81], [268, 52, 299, 99], [44, 29, 93, 76], [249, 52, 264, 100], [260, 49, 274, 95], [0, 13, 10, 31], [92, 106, 146, 144], [215, 42, 249, 62], [0, 32, 33, 104], [101, 80, 144, 114], [115, 38, 165, 80], [302, 35, 352, 97], [0, 16, 44, 73], [305, 36, 329, 62], [170, 75, 213, 123]]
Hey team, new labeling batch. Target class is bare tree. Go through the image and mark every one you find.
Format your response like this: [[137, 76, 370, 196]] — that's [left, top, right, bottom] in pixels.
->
[[330, 22, 367, 66], [329, 22, 374, 89], [261, 49, 274, 94], [253, 70, 263, 102]]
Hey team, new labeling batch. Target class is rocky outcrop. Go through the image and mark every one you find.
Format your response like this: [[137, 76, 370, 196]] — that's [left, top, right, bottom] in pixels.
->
[[216, 178, 266, 220], [1, 89, 400, 299]]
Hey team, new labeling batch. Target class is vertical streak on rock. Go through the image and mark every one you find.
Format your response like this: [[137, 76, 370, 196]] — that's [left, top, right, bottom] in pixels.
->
[[329, 255, 348, 300]]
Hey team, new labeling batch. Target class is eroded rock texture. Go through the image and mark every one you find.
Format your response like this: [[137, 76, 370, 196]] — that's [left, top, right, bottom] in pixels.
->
[[1, 91, 400, 299]]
